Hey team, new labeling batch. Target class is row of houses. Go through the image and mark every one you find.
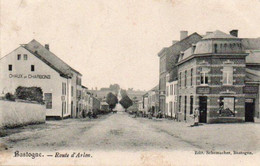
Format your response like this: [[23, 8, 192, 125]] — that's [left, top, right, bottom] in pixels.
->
[[139, 30, 260, 123], [0, 39, 103, 119]]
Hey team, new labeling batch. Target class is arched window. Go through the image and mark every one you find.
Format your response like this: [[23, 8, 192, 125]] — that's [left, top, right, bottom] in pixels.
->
[[214, 44, 218, 53]]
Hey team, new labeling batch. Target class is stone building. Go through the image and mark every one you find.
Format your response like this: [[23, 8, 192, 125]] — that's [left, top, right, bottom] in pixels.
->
[[165, 73, 178, 118], [158, 31, 202, 116], [176, 30, 260, 123]]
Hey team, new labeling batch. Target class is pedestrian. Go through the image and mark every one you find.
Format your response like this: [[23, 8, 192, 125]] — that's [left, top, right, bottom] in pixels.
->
[[193, 107, 199, 126]]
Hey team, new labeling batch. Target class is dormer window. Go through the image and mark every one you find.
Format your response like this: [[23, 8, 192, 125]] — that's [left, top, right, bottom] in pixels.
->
[[214, 44, 218, 53]]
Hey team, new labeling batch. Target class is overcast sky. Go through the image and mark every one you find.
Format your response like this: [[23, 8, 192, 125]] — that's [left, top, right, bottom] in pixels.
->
[[1, 0, 260, 90]]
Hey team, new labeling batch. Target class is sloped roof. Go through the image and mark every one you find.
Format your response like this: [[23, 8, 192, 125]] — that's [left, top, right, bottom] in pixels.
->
[[246, 50, 260, 64], [203, 30, 237, 39], [242, 38, 260, 50], [150, 84, 159, 91], [246, 68, 260, 82], [23, 39, 82, 78]]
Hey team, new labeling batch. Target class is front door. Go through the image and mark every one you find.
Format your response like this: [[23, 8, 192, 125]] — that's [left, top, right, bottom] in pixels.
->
[[199, 96, 207, 123], [245, 99, 255, 122]]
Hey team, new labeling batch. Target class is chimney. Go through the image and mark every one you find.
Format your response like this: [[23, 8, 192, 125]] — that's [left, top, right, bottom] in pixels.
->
[[180, 31, 188, 40], [206, 31, 213, 36], [45, 44, 49, 50], [230, 30, 238, 37]]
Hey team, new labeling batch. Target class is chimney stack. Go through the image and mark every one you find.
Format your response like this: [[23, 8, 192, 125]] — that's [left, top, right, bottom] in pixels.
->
[[206, 31, 213, 36], [229, 30, 238, 37], [180, 31, 188, 40], [45, 44, 49, 50]]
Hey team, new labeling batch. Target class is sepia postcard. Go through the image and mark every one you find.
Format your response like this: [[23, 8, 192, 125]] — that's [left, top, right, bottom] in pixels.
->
[[0, 0, 260, 165]]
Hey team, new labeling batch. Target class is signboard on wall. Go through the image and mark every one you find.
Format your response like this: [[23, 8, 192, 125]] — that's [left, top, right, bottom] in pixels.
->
[[243, 86, 259, 94], [196, 87, 210, 94], [9, 74, 51, 79]]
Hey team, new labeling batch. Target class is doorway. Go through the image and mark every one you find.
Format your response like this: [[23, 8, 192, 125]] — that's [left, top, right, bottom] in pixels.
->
[[245, 99, 255, 122], [199, 96, 207, 123]]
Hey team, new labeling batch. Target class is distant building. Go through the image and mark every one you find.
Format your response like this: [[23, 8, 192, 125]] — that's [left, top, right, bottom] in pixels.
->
[[147, 85, 159, 116], [165, 74, 178, 119], [158, 31, 202, 116], [0, 39, 82, 119]]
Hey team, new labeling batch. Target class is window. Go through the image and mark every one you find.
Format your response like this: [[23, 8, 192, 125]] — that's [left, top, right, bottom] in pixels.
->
[[219, 97, 235, 116], [31, 65, 35, 71], [223, 66, 233, 85], [166, 86, 169, 96], [184, 70, 187, 87], [62, 83, 66, 95], [200, 67, 209, 85], [44, 93, 52, 109], [190, 96, 193, 114], [179, 96, 182, 112], [214, 44, 218, 53], [170, 85, 173, 95], [8, 65, 12, 71], [17, 54, 21, 60], [174, 84, 177, 95], [71, 86, 74, 97], [179, 72, 182, 87], [191, 68, 193, 86], [24, 54, 28, 60]]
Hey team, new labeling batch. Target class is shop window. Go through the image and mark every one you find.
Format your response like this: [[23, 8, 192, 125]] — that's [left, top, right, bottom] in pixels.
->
[[44, 93, 52, 109], [31, 65, 35, 71], [219, 97, 235, 117], [17, 54, 21, 60], [24, 54, 28, 60], [223, 66, 233, 85], [8, 64, 12, 71], [200, 67, 209, 85]]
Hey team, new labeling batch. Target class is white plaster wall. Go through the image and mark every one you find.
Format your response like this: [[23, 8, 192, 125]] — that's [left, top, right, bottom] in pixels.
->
[[0, 46, 71, 117], [0, 100, 45, 128]]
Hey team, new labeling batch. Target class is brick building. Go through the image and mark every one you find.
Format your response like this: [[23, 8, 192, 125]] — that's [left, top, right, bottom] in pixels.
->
[[176, 30, 260, 123], [158, 31, 202, 116]]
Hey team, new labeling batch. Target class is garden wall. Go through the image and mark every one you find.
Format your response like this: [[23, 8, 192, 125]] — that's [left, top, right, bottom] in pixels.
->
[[0, 100, 45, 128]]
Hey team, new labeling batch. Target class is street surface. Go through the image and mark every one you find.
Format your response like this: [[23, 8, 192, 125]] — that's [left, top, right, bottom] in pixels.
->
[[0, 112, 259, 152]]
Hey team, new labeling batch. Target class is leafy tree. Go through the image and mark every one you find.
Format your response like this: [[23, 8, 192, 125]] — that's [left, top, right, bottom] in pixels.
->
[[15, 86, 43, 103], [119, 95, 133, 111], [106, 92, 118, 110]]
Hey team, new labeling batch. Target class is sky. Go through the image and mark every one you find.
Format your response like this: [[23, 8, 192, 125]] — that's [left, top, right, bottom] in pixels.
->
[[1, 0, 260, 91]]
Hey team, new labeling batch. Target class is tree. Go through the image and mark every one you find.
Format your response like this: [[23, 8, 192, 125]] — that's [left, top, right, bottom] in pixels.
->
[[119, 95, 133, 111], [106, 92, 118, 110]]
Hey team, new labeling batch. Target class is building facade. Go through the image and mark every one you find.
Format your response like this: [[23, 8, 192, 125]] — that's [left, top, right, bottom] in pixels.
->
[[165, 75, 178, 119], [158, 31, 202, 116], [177, 30, 260, 123], [0, 39, 82, 119]]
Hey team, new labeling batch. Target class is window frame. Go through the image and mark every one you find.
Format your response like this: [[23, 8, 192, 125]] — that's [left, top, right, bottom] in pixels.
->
[[31, 65, 35, 72], [8, 64, 12, 71], [223, 66, 233, 85]]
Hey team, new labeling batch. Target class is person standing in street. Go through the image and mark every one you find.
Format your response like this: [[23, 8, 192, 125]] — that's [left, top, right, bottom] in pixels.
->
[[193, 107, 200, 126]]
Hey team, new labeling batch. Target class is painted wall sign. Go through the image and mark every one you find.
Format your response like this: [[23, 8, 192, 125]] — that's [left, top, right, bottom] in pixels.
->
[[196, 87, 210, 94], [243, 86, 258, 94], [9, 74, 51, 79]]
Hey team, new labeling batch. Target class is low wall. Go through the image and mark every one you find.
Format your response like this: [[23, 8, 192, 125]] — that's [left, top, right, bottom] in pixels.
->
[[0, 100, 46, 128]]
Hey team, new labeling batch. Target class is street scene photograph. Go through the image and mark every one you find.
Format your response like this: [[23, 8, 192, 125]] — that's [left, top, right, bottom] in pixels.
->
[[0, 0, 260, 166]]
